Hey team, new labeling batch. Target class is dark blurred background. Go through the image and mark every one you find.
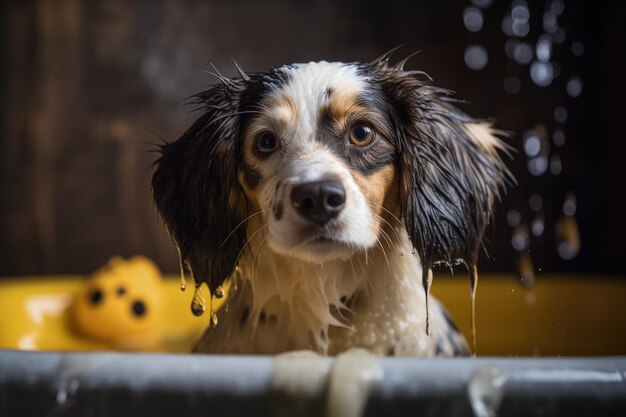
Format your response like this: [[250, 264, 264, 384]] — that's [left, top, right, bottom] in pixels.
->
[[0, 0, 624, 277]]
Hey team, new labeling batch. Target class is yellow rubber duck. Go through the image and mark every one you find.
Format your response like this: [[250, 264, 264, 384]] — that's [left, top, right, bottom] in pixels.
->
[[71, 256, 165, 350]]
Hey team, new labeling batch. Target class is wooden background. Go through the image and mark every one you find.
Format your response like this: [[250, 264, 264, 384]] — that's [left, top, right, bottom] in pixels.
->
[[1, 0, 624, 276]]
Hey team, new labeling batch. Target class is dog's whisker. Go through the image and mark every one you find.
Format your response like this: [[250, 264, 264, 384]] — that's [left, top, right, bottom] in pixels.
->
[[220, 210, 268, 248], [376, 237, 393, 273]]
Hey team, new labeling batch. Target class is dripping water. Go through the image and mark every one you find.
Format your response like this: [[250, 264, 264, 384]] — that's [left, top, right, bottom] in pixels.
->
[[422, 268, 433, 335], [176, 247, 186, 292], [191, 284, 206, 317], [215, 286, 225, 299], [470, 264, 479, 355]]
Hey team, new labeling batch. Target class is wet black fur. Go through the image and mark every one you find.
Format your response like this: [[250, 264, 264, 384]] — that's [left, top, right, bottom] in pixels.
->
[[151, 67, 289, 293], [363, 50, 511, 271], [152, 52, 510, 296]]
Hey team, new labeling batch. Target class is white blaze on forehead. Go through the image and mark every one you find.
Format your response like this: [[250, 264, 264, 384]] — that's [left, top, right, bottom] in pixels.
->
[[274, 62, 367, 141]]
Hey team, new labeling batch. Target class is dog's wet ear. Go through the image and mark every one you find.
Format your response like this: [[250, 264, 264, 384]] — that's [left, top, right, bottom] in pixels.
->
[[368, 53, 512, 270], [151, 79, 248, 295]]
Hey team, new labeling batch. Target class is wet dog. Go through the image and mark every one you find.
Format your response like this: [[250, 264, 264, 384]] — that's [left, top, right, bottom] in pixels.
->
[[152, 50, 510, 355]]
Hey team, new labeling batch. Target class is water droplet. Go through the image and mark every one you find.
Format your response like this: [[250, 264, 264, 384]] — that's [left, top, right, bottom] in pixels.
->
[[551, 0, 565, 16], [511, 224, 530, 251], [527, 156, 548, 176], [554, 106, 567, 124], [536, 36, 553, 62], [556, 197, 580, 260], [531, 212, 545, 237], [211, 312, 219, 328], [563, 192, 577, 216], [529, 194, 543, 212], [566, 76, 583, 98], [191, 285, 206, 317], [471, 0, 493, 8], [512, 19, 530, 37], [56, 379, 80, 407], [552, 27, 567, 44], [400, 252, 405, 256], [464, 45, 489, 71], [543, 11, 558, 33], [422, 268, 433, 335], [511, 1, 529, 22], [503, 76, 521, 95], [320, 262, 324, 269], [553, 129, 566, 146], [464, 6, 484, 32], [469, 264, 479, 355], [215, 286, 225, 299], [517, 251, 535, 287], [571, 40, 584, 57], [506, 209, 521, 227], [177, 247, 186, 292], [411, 248, 416, 254], [530, 61, 554, 86], [550, 155, 562, 175], [523, 133, 541, 157], [468, 367, 508, 417], [513, 42, 533, 64]]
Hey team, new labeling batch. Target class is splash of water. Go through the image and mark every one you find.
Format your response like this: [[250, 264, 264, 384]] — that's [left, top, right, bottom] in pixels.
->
[[422, 267, 433, 335], [469, 264, 479, 355], [468, 367, 508, 417]]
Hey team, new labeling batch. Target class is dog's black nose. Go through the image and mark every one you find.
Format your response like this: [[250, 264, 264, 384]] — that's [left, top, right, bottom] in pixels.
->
[[291, 180, 346, 225]]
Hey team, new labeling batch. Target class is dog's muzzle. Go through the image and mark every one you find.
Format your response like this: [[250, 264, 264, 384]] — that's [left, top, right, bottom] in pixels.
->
[[290, 180, 346, 226]]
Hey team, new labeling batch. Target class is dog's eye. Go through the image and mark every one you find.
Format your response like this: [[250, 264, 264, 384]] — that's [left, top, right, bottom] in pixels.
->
[[349, 124, 375, 147], [256, 132, 279, 153]]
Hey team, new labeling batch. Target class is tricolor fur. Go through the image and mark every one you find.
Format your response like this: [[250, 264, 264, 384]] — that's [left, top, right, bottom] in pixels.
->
[[152, 51, 510, 356]]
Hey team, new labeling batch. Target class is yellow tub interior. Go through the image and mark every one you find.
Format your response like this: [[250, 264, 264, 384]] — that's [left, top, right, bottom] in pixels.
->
[[1, 273, 625, 356]]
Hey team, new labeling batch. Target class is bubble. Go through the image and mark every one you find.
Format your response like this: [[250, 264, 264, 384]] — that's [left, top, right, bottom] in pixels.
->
[[529, 194, 543, 212], [528, 156, 548, 176], [506, 209, 522, 227], [543, 11, 558, 33], [550, 155, 562, 174], [523, 134, 541, 157], [464, 7, 484, 32], [504, 76, 521, 94], [554, 106, 568, 123], [571, 41, 585, 57], [566, 77, 583, 98], [553, 129, 566, 146], [530, 61, 554, 87], [464, 45, 489, 70], [513, 42, 533, 64], [472, 0, 493, 8], [536, 36, 553, 62]]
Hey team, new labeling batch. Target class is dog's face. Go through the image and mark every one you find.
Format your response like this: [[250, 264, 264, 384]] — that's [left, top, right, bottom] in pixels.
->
[[240, 62, 397, 262], [152, 52, 510, 293]]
